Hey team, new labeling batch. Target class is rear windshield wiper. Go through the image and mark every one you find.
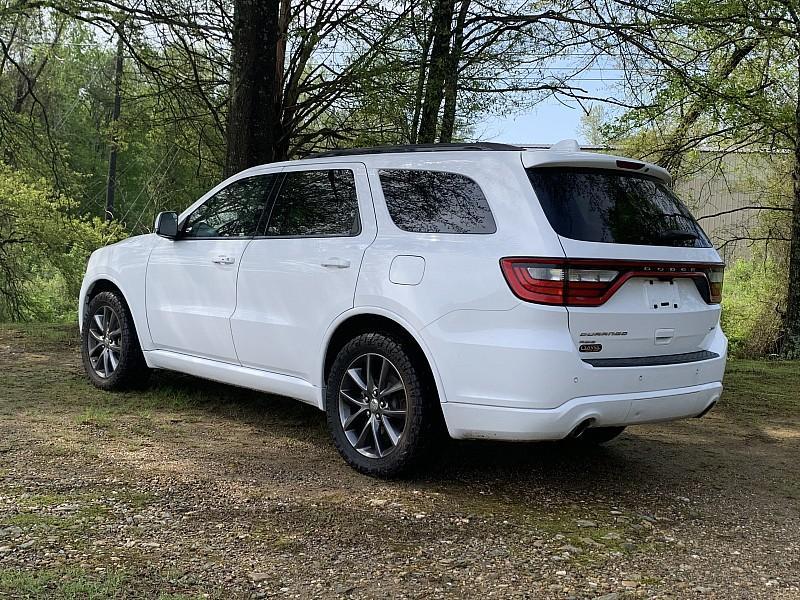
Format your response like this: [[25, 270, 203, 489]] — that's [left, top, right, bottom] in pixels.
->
[[655, 229, 699, 242]]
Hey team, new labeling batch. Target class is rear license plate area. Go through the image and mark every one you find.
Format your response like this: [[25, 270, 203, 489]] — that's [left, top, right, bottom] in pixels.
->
[[645, 279, 680, 311]]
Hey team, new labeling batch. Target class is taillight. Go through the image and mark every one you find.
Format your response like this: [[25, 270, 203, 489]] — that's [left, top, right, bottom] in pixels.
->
[[500, 258, 724, 306], [706, 266, 724, 303], [504, 261, 566, 305]]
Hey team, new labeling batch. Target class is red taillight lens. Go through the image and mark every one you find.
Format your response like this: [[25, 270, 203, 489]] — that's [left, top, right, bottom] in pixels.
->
[[500, 258, 724, 306], [501, 260, 566, 305], [500, 258, 620, 306]]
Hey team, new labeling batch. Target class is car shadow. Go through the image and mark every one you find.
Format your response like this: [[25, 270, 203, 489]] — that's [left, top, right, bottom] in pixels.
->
[[138, 370, 797, 511]]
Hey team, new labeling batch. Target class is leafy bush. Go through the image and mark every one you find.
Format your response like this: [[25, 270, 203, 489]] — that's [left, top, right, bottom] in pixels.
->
[[721, 258, 786, 357], [0, 164, 125, 322]]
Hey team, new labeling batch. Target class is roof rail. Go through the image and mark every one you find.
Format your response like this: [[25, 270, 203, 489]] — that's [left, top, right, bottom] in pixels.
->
[[307, 142, 524, 158]]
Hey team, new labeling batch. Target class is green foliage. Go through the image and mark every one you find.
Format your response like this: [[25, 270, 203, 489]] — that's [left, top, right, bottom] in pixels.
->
[[0, 164, 125, 321], [721, 258, 786, 357], [0, 567, 127, 599], [0, 17, 222, 231]]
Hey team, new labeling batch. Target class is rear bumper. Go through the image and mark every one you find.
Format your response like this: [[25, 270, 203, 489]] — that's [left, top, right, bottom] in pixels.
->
[[442, 381, 722, 441], [422, 303, 728, 410]]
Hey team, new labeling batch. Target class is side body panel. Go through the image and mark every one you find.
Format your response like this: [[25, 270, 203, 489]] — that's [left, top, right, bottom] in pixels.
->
[[79, 234, 157, 351], [232, 162, 378, 383], [145, 237, 250, 363], [143, 166, 281, 363], [354, 152, 568, 404]]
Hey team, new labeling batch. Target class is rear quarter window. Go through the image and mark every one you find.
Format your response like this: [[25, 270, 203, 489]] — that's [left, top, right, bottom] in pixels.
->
[[378, 169, 496, 234], [527, 167, 712, 248]]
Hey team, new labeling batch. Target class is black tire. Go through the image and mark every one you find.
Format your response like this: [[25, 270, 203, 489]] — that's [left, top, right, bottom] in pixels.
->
[[578, 426, 626, 444], [81, 290, 149, 390], [326, 332, 438, 477]]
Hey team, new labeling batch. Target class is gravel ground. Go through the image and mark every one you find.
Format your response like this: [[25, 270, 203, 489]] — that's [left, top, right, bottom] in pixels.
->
[[0, 323, 798, 599]]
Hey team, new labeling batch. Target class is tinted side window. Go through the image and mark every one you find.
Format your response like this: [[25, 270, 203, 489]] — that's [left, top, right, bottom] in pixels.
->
[[265, 169, 359, 237], [378, 169, 496, 234], [183, 175, 274, 238]]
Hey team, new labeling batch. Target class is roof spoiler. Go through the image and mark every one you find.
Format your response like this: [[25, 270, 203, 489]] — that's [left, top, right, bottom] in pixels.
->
[[521, 139, 672, 185]]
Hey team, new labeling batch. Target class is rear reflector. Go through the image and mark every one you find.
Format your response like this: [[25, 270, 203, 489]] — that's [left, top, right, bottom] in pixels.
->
[[500, 258, 724, 306]]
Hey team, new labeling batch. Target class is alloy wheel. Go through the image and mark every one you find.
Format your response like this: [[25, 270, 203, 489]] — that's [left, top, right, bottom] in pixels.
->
[[87, 305, 122, 378], [338, 353, 409, 458]]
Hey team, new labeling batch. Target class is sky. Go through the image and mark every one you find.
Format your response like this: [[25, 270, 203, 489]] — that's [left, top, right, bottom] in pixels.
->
[[475, 65, 623, 146], [480, 100, 589, 146]]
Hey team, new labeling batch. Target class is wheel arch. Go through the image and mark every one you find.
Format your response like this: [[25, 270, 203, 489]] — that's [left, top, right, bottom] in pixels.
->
[[81, 276, 149, 352], [82, 277, 120, 330], [320, 309, 447, 409], [85, 277, 123, 300]]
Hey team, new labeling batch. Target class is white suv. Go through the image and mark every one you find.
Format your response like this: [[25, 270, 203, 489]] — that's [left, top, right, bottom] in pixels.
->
[[79, 141, 727, 476]]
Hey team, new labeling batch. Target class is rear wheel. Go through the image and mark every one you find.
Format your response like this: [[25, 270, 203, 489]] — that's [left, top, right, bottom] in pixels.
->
[[81, 290, 149, 390], [578, 426, 626, 444], [326, 332, 437, 477]]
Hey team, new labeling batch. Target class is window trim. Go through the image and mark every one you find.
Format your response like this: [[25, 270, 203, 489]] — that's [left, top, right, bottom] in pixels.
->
[[178, 174, 279, 241], [256, 168, 363, 239], [377, 168, 497, 235]]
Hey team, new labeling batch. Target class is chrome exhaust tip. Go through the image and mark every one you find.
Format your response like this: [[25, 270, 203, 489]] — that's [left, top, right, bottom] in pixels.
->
[[568, 418, 595, 439]]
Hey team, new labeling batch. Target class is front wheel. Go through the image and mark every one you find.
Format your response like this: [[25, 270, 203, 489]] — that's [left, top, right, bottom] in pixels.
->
[[81, 290, 149, 390], [326, 332, 437, 477]]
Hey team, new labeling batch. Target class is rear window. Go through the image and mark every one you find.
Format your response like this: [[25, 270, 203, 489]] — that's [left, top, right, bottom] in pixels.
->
[[526, 167, 712, 248], [378, 169, 496, 234]]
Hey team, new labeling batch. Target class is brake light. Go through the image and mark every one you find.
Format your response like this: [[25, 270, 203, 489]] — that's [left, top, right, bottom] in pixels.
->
[[707, 266, 724, 303], [615, 159, 645, 170], [500, 258, 724, 306]]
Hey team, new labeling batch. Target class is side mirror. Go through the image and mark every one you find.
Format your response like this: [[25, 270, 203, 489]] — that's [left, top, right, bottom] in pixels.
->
[[154, 211, 179, 239]]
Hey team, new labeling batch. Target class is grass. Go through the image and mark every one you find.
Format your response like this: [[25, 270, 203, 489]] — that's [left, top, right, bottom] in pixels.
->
[[718, 359, 800, 423], [0, 567, 226, 600], [0, 513, 64, 528], [0, 322, 78, 351], [0, 321, 324, 449], [75, 406, 115, 428], [0, 505, 110, 530]]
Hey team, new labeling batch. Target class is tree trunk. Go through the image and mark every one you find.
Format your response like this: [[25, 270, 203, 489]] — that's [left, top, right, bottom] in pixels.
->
[[439, 0, 470, 143], [410, 28, 434, 144], [416, 0, 455, 144], [104, 31, 124, 222], [225, 0, 283, 176], [782, 80, 800, 357]]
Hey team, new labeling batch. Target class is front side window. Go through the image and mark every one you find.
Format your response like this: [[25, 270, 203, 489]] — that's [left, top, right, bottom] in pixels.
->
[[378, 169, 496, 234], [264, 169, 359, 237], [526, 167, 712, 247], [183, 175, 275, 238]]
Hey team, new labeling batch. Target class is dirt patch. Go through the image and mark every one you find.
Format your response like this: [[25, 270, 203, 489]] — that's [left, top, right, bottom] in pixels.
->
[[0, 323, 799, 598]]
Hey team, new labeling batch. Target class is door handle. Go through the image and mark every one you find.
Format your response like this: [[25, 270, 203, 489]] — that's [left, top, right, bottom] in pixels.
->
[[212, 255, 235, 265], [320, 257, 351, 269]]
